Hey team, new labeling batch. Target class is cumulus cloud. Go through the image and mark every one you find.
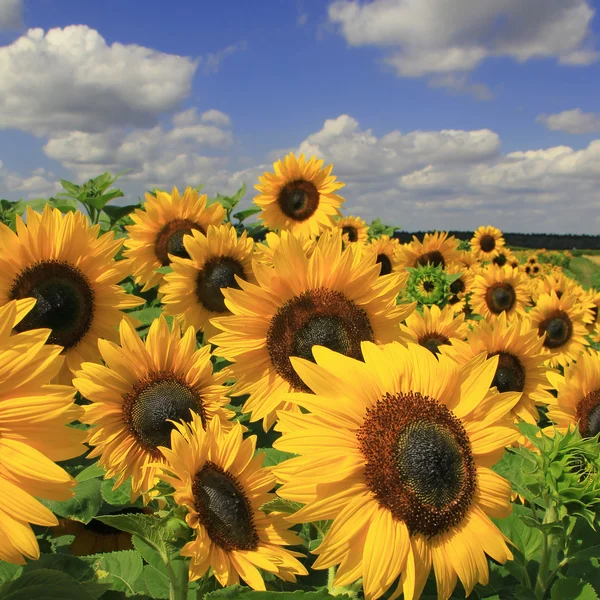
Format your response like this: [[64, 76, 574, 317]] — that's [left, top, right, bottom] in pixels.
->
[[0, 25, 198, 135], [328, 0, 598, 96], [0, 163, 61, 199], [0, 0, 22, 30], [537, 108, 600, 134]]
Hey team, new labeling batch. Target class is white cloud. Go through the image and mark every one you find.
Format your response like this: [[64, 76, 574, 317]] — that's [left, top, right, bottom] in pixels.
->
[[537, 108, 600, 134], [199, 41, 247, 74], [0, 25, 198, 135], [428, 74, 494, 101], [328, 0, 597, 93], [0, 162, 61, 199], [0, 0, 22, 30]]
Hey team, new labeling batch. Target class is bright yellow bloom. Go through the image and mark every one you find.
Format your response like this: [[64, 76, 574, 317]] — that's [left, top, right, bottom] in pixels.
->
[[470, 265, 528, 322], [470, 226, 504, 261]]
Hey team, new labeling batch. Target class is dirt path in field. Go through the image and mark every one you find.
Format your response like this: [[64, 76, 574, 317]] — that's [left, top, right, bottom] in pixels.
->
[[585, 255, 600, 265]]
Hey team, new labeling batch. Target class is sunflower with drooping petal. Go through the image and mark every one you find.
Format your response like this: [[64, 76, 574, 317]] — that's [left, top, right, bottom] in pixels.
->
[[210, 229, 415, 429], [334, 215, 368, 245], [254, 152, 345, 238], [74, 315, 234, 502], [442, 313, 553, 423], [157, 413, 307, 589], [0, 205, 143, 383], [273, 341, 519, 600], [400, 304, 468, 356], [362, 235, 403, 276], [159, 224, 256, 341], [253, 231, 316, 268], [470, 226, 505, 261], [470, 265, 528, 322], [546, 350, 600, 439], [445, 262, 475, 314], [0, 299, 87, 564], [123, 187, 226, 292], [528, 291, 590, 368], [398, 231, 461, 270]]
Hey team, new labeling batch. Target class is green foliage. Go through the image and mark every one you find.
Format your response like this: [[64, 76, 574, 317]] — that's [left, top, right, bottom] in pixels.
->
[[367, 217, 397, 239], [403, 263, 461, 307]]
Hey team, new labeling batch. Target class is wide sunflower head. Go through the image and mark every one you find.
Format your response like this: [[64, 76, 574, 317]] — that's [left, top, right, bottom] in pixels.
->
[[123, 187, 226, 292], [74, 315, 234, 501], [254, 152, 345, 238], [470, 225, 505, 261], [157, 414, 307, 590], [398, 231, 461, 270], [528, 291, 590, 368], [546, 349, 600, 439], [469, 265, 528, 322], [0, 299, 86, 564], [442, 313, 553, 423], [334, 215, 369, 245], [362, 234, 403, 276], [400, 304, 468, 356], [159, 224, 256, 341], [210, 229, 415, 429], [273, 342, 519, 600], [0, 205, 143, 382]]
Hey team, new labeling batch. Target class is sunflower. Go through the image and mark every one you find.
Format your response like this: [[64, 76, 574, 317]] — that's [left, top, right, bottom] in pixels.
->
[[0, 299, 87, 564], [532, 272, 578, 303], [400, 305, 468, 356], [159, 224, 256, 341], [210, 229, 415, 429], [582, 289, 600, 339], [445, 263, 475, 314], [528, 291, 590, 368], [157, 413, 307, 589], [362, 235, 403, 277], [0, 206, 143, 383], [253, 231, 316, 268], [254, 152, 345, 238], [273, 342, 519, 600], [492, 249, 516, 269], [124, 187, 226, 292], [398, 231, 461, 270], [546, 350, 600, 438], [404, 264, 451, 306], [470, 226, 504, 261], [74, 316, 234, 501], [456, 250, 479, 272], [442, 313, 553, 423], [334, 215, 369, 245], [470, 265, 528, 322]]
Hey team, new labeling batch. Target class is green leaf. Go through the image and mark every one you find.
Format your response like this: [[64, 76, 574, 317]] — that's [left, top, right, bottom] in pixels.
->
[[60, 179, 82, 195], [204, 588, 351, 599], [0, 564, 22, 584], [86, 189, 125, 211], [261, 498, 303, 515], [76, 462, 106, 482], [232, 207, 261, 222], [0, 568, 95, 600], [494, 504, 543, 564], [103, 204, 140, 225], [230, 183, 247, 206], [131, 538, 170, 599], [101, 477, 133, 506], [259, 448, 296, 467], [40, 477, 103, 523], [88, 551, 143, 596], [551, 578, 599, 600], [128, 307, 163, 327]]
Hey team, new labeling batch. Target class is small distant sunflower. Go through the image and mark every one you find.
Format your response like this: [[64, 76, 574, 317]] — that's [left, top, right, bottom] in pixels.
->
[[160, 225, 256, 340], [443, 313, 553, 423], [254, 152, 345, 238], [522, 262, 542, 278], [470, 226, 505, 261], [445, 263, 475, 314], [404, 264, 451, 306], [253, 231, 316, 268], [334, 215, 369, 245], [273, 342, 519, 600], [0, 206, 143, 382], [124, 187, 226, 291], [457, 250, 479, 271], [532, 272, 578, 302], [398, 231, 461, 269], [529, 292, 590, 368], [362, 235, 403, 276], [157, 414, 307, 589], [400, 304, 468, 356], [0, 299, 86, 565], [492, 249, 516, 268], [546, 350, 600, 438], [74, 316, 234, 501], [470, 265, 528, 322], [211, 230, 414, 428]]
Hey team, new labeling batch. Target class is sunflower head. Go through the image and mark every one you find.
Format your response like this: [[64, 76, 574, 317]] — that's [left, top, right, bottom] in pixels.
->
[[470, 265, 528, 322], [445, 262, 475, 314], [254, 152, 345, 238], [404, 263, 452, 306], [253, 231, 316, 268], [361, 234, 403, 276], [398, 231, 461, 270], [334, 215, 369, 245], [470, 225, 505, 260]]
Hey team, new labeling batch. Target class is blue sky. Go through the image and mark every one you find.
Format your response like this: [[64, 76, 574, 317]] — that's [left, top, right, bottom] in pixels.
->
[[0, 0, 599, 233]]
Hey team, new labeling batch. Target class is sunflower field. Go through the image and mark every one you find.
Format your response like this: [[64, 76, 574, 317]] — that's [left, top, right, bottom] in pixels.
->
[[1, 154, 600, 600]]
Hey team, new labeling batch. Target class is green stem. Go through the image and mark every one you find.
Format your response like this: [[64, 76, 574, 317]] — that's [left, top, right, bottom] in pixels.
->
[[166, 560, 189, 600], [534, 505, 559, 600]]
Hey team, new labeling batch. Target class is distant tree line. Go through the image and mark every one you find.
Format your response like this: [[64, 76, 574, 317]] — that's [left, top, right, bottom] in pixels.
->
[[392, 231, 600, 250]]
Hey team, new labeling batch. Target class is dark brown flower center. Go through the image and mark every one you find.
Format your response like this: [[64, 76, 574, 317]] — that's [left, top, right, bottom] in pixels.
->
[[493, 254, 507, 267], [485, 283, 516, 314], [490, 352, 526, 393], [277, 180, 320, 222], [532, 265, 540, 274], [154, 219, 205, 266], [266, 288, 374, 392], [193, 461, 259, 551], [341, 226, 358, 243], [449, 278, 465, 295], [122, 373, 205, 457], [9, 260, 95, 350], [423, 281, 435, 293], [576, 390, 600, 438], [376, 254, 392, 276], [358, 391, 476, 538], [479, 234, 496, 253], [418, 333, 450, 355], [538, 310, 573, 349], [195, 256, 246, 313], [415, 251, 444, 268]]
